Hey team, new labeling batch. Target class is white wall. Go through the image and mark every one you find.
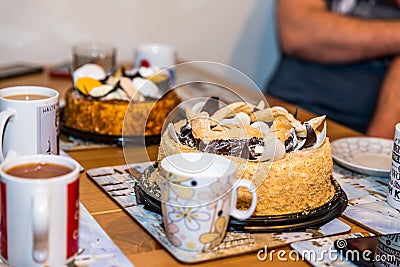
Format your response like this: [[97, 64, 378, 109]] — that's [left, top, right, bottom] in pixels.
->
[[0, 0, 279, 89]]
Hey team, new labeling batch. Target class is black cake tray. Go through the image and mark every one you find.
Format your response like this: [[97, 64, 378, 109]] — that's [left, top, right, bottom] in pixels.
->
[[60, 108, 160, 146], [134, 164, 348, 233]]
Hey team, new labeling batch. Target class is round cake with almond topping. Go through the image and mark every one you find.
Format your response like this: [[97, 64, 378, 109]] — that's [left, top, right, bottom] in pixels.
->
[[157, 99, 335, 216], [63, 64, 180, 137]]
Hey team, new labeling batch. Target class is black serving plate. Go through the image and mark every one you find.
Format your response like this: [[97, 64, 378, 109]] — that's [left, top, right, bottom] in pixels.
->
[[134, 162, 163, 213], [135, 164, 348, 233], [60, 108, 160, 146], [228, 178, 348, 232]]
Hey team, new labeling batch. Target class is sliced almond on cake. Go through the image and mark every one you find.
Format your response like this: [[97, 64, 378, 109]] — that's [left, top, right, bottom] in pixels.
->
[[120, 77, 141, 102], [211, 102, 255, 124], [191, 112, 211, 139], [88, 84, 115, 98]]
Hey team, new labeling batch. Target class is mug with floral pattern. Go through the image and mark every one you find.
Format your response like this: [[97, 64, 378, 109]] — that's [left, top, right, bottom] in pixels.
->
[[160, 152, 257, 251]]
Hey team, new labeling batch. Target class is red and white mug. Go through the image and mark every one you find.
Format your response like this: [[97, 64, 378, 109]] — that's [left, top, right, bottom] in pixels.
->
[[0, 154, 80, 266]]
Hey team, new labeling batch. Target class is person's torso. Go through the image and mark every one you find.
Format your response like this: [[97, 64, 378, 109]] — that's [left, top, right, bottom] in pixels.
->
[[267, 0, 397, 133]]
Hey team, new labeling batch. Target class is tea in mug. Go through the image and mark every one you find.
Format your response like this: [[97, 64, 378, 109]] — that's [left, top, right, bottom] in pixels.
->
[[4, 94, 50, 101], [6, 162, 72, 179]]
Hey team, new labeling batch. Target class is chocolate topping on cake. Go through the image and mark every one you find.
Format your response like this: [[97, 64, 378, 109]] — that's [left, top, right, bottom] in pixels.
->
[[303, 123, 317, 149], [200, 96, 220, 115], [178, 123, 197, 148], [199, 137, 264, 160], [177, 121, 264, 160], [168, 98, 327, 162]]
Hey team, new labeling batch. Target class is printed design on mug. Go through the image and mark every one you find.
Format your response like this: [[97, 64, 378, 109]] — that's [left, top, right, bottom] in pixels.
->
[[37, 103, 59, 155], [389, 137, 400, 204], [163, 198, 212, 250], [199, 215, 228, 250], [167, 199, 210, 232], [67, 179, 79, 258], [0, 182, 7, 261], [164, 222, 181, 247], [375, 234, 400, 265], [199, 184, 231, 250], [198, 177, 232, 205], [162, 173, 194, 202]]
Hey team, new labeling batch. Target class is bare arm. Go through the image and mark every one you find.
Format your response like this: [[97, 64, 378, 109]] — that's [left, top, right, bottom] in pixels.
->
[[366, 57, 400, 139], [278, 0, 400, 63]]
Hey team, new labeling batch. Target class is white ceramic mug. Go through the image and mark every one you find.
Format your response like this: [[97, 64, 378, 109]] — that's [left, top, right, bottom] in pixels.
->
[[134, 43, 176, 69], [160, 152, 257, 251], [0, 86, 59, 162], [0, 154, 80, 266], [388, 122, 400, 210], [374, 234, 400, 267]]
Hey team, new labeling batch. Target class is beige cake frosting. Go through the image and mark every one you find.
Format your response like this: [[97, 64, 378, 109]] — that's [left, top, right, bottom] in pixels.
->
[[157, 100, 335, 216]]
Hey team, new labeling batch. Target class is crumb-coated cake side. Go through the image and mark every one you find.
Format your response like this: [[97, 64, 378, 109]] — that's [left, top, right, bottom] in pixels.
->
[[125, 90, 181, 136], [236, 140, 334, 215], [64, 88, 132, 136], [64, 88, 181, 136]]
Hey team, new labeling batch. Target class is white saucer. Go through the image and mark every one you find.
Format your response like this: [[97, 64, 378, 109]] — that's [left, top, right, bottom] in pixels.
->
[[331, 137, 393, 177]]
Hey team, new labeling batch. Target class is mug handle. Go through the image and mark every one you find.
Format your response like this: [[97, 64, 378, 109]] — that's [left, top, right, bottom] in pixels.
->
[[0, 110, 16, 161], [230, 179, 257, 220], [32, 193, 49, 263]]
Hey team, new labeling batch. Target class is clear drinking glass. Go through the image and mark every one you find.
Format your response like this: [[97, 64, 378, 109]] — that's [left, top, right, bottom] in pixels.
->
[[72, 42, 116, 74]]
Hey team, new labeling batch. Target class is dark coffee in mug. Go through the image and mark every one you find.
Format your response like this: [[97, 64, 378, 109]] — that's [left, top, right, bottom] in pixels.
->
[[6, 162, 72, 179], [4, 94, 50, 101]]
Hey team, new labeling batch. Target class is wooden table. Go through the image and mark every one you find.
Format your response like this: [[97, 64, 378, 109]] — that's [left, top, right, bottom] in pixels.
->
[[0, 65, 367, 267]]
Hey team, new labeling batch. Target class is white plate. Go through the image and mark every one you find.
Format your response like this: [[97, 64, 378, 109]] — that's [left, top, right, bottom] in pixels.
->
[[331, 137, 393, 177]]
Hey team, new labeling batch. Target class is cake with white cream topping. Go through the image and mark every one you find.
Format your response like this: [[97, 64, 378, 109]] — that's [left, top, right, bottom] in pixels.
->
[[157, 98, 334, 215], [63, 64, 180, 137]]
